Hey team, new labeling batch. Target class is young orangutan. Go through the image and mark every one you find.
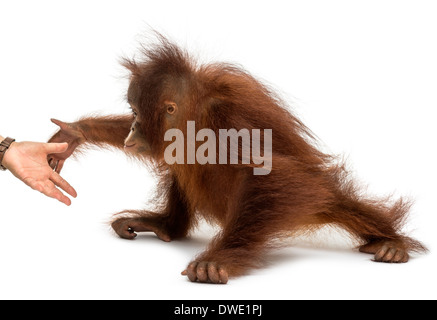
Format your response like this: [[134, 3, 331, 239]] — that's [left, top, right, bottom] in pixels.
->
[[47, 34, 426, 284]]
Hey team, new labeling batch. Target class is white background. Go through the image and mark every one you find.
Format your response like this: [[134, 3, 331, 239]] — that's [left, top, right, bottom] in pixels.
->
[[0, 0, 436, 300]]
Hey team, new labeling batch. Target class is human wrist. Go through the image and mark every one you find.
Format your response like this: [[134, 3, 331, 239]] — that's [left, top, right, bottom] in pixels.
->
[[0, 137, 16, 170]]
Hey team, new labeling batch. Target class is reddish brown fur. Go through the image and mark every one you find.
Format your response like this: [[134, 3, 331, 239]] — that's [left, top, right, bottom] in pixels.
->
[[48, 34, 427, 284]]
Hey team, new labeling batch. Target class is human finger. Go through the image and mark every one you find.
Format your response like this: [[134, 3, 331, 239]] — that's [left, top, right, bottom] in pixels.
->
[[45, 142, 68, 154], [50, 171, 77, 199]]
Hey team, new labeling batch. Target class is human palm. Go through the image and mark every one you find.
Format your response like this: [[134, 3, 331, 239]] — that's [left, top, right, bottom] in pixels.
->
[[3, 140, 77, 206]]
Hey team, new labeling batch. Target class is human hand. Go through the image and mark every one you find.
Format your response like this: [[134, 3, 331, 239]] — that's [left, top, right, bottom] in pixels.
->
[[2, 141, 78, 206]]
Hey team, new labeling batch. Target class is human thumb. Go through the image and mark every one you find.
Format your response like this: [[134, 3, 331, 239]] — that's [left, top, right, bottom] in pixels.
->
[[45, 142, 68, 154]]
